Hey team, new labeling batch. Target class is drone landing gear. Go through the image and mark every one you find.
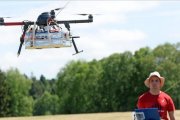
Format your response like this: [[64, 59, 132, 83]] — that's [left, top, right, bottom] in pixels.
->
[[71, 36, 83, 55]]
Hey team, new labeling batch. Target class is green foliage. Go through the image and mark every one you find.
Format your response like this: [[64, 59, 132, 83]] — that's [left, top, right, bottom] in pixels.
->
[[29, 80, 45, 99], [57, 60, 102, 113], [98, 52, 135, 111], [0, 70, 10, 117], [29, 75, 56, 99], [33, 91, 60, 115], [6, 68, 33, 116]]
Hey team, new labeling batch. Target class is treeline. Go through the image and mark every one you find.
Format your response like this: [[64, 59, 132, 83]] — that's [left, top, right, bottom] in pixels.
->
[[0, 42, 179, 117]]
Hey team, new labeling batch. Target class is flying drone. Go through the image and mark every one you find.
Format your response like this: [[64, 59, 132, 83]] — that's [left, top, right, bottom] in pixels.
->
[[0, 8, 93, 56]]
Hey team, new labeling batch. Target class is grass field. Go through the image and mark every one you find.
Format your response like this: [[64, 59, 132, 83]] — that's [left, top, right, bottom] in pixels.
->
[[0, 110, 180, 120]]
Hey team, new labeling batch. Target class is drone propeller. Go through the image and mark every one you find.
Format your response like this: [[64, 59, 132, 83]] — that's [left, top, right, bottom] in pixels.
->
[[75, 14, 101, 16], [0, 17, 12, 18], [52, 8, 63, 11], [55, 1, 70, 17]]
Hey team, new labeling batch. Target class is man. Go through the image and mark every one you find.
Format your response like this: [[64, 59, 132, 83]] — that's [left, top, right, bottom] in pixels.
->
[[137, 71, 175, 120]]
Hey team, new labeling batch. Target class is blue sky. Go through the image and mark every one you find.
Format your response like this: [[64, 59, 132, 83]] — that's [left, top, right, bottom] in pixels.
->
[[0, 1, 180, 79]]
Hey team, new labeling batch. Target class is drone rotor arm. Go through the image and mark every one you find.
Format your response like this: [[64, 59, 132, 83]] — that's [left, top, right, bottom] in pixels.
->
[[0, 21, 35, 26], [3, 22, 24, 26], [56, 15, 93, 24], [57, 19, 93, 24]]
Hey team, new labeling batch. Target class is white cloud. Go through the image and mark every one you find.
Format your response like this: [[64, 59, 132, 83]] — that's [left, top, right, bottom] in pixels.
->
[[77, 29, 147, 60], [100, 29, 147, 42]]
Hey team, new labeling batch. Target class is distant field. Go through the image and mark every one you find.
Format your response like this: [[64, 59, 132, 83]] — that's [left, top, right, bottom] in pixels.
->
[[0, 110, 180, 120]]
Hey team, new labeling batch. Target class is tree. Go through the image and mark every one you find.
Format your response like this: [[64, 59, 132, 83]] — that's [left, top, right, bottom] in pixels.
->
[[57, 60, 102, 113], [30, 75, 57, 99], [0, 70, 10, 117], [98, 52, 136, 111], [33, 91, 60, 115], [6, 68, 33, 116]]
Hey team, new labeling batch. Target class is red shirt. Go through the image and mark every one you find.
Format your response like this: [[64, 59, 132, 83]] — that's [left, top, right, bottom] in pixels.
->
[[137, 91, 175, 120]]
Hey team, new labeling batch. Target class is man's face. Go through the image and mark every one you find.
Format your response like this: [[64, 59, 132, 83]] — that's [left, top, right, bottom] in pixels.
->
[[149, 76, 161, 90]]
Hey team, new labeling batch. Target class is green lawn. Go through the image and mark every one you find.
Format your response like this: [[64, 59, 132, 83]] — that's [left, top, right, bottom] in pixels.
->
[[0, 110, 179, 120]]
